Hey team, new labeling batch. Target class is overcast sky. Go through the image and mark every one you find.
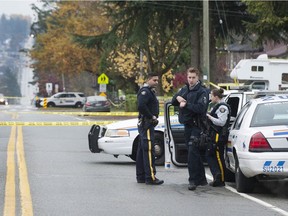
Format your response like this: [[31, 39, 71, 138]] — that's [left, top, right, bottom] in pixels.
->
[[0, 0, 41, 18]]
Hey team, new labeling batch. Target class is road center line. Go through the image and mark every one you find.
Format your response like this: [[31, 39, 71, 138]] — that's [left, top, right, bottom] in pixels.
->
[[3, 125, 16, 216], [206, 174, 288, 216], [17, 126, 33, 216]]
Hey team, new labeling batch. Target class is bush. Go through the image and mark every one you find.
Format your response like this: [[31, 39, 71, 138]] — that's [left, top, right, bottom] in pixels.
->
[[125, 94, 137, 112], [124, 94, 172, 113]]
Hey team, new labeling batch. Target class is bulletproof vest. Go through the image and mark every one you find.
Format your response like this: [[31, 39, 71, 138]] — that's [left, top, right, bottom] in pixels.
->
[[137, 86, 159, 119], [177, 83, 209, 125], [210, 102, 231, 137]]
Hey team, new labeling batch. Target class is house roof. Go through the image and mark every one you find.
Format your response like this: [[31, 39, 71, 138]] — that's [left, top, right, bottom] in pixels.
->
[[217, 42, 263, 52], [266, 45, 288, 57], [253, 44, 288, 58]]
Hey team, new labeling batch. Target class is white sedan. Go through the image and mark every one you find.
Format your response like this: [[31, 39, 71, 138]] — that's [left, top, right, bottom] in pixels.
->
[[88, 116, 168, 165], [226, 94, 288, 193]]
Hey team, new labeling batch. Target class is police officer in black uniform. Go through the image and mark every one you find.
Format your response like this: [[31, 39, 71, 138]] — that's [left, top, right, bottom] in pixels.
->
[[171, 67, 209, 191], [206, 88, 230, 187], [136, 72, 164, 185]]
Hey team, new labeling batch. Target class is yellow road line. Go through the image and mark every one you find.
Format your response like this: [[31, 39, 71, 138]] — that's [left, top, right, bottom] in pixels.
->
[[17, 126, 33, 216], [3, 125, 16, 216]]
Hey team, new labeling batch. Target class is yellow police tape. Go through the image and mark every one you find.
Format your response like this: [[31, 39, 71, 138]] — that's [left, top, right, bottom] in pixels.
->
[[13, 111, 164, 116], [38, 111, 140, 116], [0, 121, 115, 126], [4, 96, 24, 99], [5, 111, 139, 116]]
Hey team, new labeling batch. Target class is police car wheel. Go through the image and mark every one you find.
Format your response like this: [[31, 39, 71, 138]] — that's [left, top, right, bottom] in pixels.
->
[[47, 102, 55, 107], [225, 168, 235, 183], [224, 150, 235, 182], [235, 155, 255, 193], [154, 133, 164, 166], [130, 133, 165, 166], [130, 138, 138, 162], [75, 102, 82, 108]]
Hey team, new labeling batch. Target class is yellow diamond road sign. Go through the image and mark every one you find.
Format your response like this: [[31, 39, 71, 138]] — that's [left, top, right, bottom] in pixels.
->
[[98, 73, 109, 84]]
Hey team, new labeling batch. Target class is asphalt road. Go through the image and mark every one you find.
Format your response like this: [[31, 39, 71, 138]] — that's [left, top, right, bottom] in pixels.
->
[[0, 104, 288, 216]]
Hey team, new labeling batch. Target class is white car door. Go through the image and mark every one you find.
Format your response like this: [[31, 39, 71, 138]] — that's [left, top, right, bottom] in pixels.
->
[[227, 102, 251, 171], [65, 93, 77, 106]]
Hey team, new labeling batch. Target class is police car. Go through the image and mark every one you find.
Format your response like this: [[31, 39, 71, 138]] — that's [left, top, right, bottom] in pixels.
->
[[88, 116, 169, 165], [226, 94, 288, 193], [40, 92, 85, 108]]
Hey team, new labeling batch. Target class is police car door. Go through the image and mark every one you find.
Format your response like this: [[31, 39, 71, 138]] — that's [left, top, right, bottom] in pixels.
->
[[65, 93, 76, 106], [57, 93, 68, 106], [164, 101, 187, 167]]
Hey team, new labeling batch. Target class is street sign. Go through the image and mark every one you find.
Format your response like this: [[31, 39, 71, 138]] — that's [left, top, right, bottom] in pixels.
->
[[97, 73, 109, 84], [99, 92, 106, 97], [99, 84, 107, 92], [46, 83, 52, 91], [46, 83, 53, 96], [55, 84, 59, 93]]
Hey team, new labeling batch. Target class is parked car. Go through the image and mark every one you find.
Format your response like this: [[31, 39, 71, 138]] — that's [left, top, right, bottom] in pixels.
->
[[164, 90, 288, 167], [226, 94, 288, 193], [83, 96, 111, 112], [87, 90, 288, 169], [0, 93, 8, 105], [88, 116, 170, 165], [40, 92, 85, 108]]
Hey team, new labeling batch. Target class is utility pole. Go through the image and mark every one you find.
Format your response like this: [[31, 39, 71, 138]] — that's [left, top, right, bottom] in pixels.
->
[[139, 49, 144, 87], [203, 0, 210, 84], [62, 73, 66, 92]]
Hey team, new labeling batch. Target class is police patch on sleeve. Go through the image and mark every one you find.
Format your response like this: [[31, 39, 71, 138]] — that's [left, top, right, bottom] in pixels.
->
[[203, 96, 207, 104], [220, 107, 226, 113], [141, 91, 146, 95]]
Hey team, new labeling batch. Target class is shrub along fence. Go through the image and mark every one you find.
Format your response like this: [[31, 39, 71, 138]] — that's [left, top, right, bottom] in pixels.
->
[[124, 94, 171, 112]]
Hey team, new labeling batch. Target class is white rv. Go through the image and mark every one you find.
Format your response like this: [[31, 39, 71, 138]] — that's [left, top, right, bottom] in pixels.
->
[[230, 54, 288, 91]]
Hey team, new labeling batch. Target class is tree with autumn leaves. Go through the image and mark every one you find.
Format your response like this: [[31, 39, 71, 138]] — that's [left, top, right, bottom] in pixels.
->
[[30, 1, 108, 95], [75, 1, 252, 94], [30, 1, 288, 97]]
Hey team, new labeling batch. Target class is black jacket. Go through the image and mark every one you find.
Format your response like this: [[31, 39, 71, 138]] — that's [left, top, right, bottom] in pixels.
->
[[171, 81, 209, 125], [137, 86, 159, 119]]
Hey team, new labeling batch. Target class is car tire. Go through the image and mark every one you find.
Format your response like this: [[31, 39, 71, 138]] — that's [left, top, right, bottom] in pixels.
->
[[235, 156, 255, 193], [130, 138, 138, 162], [224, 148, 235, 182], [225, 168, 235, 182], [47, 102, 55, 107], [75, 102, 82, 108], [130, 133, 165, 166], [154, 132, 165, 166]]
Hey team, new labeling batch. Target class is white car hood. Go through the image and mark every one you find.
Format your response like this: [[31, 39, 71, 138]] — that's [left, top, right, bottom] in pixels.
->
[[105, 116, 166, 129], [106, 118, 138, 129]]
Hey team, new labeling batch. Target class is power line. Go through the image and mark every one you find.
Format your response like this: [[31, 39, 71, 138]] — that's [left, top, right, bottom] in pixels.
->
[[136, 1, 250, 18], [221, 0, 230, 44], [215, 0, 228, 44]]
